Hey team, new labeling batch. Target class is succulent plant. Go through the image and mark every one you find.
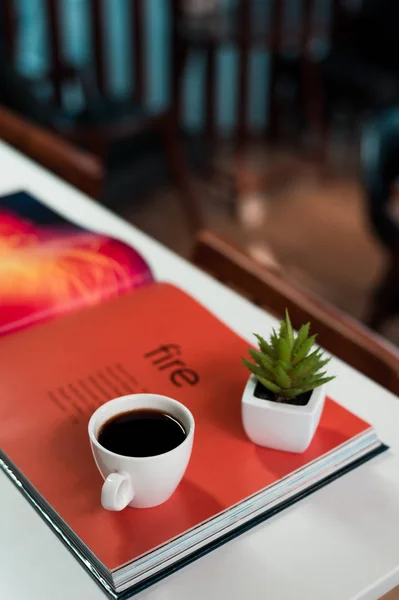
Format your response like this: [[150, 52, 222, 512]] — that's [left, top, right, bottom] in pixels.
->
[[242, 310, 335, 403]]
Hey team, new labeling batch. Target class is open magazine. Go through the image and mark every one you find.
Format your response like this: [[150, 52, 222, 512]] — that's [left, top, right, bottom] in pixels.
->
[[0, 281, 387, 598], [0, 191, 388, 598], [0, 191, 153, 336]]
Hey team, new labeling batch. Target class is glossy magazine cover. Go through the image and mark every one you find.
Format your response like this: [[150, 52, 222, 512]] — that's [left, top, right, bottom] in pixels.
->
[[0, 191, 154, 336], [0, 282, 384, 598]]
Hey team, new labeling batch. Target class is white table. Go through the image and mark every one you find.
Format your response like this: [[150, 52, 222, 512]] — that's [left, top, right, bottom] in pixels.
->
[[0, 140, 399, 600]]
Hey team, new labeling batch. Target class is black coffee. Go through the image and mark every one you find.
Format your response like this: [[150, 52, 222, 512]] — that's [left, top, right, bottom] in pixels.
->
[[97, 409, 186, 457]]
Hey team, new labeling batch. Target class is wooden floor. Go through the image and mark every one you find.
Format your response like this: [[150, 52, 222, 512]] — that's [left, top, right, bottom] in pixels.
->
[[110, 145, 399, 349]]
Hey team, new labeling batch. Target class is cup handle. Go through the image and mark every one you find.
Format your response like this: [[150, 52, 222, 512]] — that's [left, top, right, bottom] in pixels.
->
[[101, 472, 134, 511]]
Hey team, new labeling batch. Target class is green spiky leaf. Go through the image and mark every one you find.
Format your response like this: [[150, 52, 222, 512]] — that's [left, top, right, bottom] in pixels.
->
[[241, 358, 268, 380], [290, 361, 306, 378], [293, 334, 317, 364], [279, 360, 292, 371], [270, 328, 279, 351], [284, 309, 294, 350], [248, 348, 273, 369], [279, 321, 288, 351], [277, 337, 291, 362], [296, 372, 328, 388], [257, 377, 281, 394], [274, 362, 291, 389], [296, 376, 335, 394], [293, 322, 310, 354], [292, 349, 329, 378], [254, 334, 275, 358]]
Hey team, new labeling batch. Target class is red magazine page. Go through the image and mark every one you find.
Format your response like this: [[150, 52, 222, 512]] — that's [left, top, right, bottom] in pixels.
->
[[0, 191, 153, 336], [0, 282, 371, 571]]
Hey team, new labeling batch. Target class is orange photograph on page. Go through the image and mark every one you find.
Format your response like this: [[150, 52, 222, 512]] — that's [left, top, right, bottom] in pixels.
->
[[0, 191, 153, 336]]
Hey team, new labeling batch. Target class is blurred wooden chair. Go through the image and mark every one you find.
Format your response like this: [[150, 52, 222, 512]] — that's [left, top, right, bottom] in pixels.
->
[[170, 0, 325, 213], [0, 106, 104, 198], [360, 108, 399, 333], [171, 0, 318, 147], [1, 0, 201, 231], [192, 230, 399, 396]]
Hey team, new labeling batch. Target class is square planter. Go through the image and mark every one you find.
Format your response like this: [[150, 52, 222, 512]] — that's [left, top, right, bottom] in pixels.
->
[[241, 374, 326, 453]]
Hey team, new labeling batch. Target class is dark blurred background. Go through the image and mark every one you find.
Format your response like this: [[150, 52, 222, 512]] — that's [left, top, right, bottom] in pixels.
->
[[1, 0, 398, 347]]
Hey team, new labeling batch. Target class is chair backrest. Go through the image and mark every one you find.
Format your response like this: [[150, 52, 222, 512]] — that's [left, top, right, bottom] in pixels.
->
[[192, 229, 399, 396], [1, 0, 146, 107], [171, 0, 325, 144], [360, 108, 399, 252], [0, 105, 104, 197]]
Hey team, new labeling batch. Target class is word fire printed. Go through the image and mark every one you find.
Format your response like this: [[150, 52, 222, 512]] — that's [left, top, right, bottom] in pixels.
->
[[145, 345, 200, 388]]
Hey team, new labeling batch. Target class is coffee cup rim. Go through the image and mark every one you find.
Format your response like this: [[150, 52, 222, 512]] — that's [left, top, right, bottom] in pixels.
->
[[88, 393, 195, 461]]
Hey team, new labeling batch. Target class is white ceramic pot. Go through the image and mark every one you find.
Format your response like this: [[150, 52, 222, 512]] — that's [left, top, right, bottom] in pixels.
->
[[241, 375, 326, 453]]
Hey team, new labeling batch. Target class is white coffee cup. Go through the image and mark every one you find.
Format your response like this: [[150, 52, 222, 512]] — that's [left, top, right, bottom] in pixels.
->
[[88, 394, 195, 510]]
